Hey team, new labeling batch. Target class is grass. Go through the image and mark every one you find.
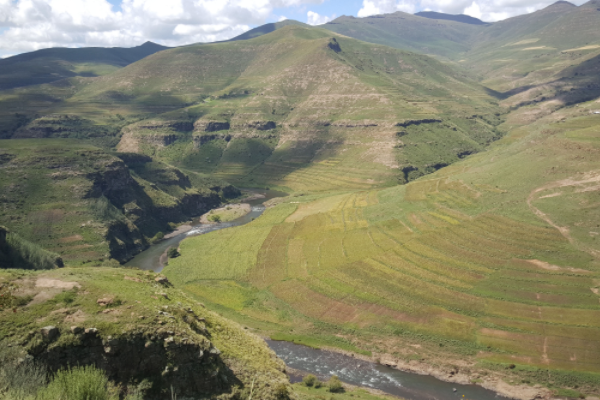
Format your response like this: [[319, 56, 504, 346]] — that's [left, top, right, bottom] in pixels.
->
[[0, 139, 229, 264], [165, 95, 600, 396], [0, 266, 292, 399]]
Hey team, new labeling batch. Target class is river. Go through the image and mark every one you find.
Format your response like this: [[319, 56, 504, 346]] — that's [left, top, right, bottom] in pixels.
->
[[267, 340, 509, 400], [125, 190, 509, 400], [124, 189, 287, 272]]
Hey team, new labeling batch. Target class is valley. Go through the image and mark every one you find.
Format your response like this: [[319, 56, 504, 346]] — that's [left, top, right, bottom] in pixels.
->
[[1, 2, 600, 399]]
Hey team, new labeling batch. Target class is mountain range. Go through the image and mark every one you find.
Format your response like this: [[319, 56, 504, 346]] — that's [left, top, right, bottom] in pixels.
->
[[1, 2, 600, 399]]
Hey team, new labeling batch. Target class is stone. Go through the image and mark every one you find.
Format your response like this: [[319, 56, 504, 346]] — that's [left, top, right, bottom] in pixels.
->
[[85, 328, 98, 335], [155, 276, 169, 285], [41, 326, 59, 341], [159, 293, 169, 300], [70, 326, 83, 334], [97, 297, 114, 306]]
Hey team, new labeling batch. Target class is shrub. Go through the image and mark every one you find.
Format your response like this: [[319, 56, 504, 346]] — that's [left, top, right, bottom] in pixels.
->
[[328, 375, 343, 393], [0, 347, 47, 399], [314, 380, 323, 388], [167, 247, 180, 258], [273, 383, 289, 400], [6, 232, 62, 270], [37, 365, 117, 400], [150, 232, 164, 244], [209, 214, 222, 223], [302, 374, 316, 387]]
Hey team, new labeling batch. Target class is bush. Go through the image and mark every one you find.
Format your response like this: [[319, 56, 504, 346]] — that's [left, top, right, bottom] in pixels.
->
[[302, 374, 316, 387], [328, 375, 343, 393], [167, 247, 180, 258], [37, 365, 117, 400], [209, 214, 222, 223], [0, 347, 47, 399], [314, 380, 323, 388], [150, 232, 164, 244], [273, 383, 289, 400], [6, 232, 63, 270]]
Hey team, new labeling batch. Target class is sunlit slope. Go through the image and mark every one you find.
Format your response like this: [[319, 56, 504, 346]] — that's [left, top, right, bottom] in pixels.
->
[[323, 13, 481, 60], [463, 1, 600, 92], [90, 26, 502, 191], [165, 98, 600, 383]]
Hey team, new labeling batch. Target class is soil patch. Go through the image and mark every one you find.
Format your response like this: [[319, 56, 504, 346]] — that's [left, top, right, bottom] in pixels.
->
[[200, 203, 251, 224]]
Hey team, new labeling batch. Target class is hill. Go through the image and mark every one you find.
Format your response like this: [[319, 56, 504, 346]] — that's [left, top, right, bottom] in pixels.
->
[[414, 11, 488, 25], [227, 19, 309, 41], [323, 13, 481, 59], [165, 80, 600, 400], [0, 266, 291, 399], [63, 25, 501, 192], [0, 139, 238, 264], [0, 41, 167, 90]]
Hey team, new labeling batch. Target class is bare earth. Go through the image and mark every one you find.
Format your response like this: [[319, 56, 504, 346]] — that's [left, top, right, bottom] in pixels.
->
[[200, 203, 251, 224]]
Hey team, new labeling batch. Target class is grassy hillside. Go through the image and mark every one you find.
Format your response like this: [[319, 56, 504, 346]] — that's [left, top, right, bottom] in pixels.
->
[[463, 1, 600, 93], [414, 11, 488, 25], [323, 13, 481, 60], [0, 139, 236, 264], [0, 42, 167, 91], [164, 85, 600, 397], [0, 25, 502, 193], [227, 19, 309, 41], [0, 267, 292, 399], [85, 25, 501, 192]]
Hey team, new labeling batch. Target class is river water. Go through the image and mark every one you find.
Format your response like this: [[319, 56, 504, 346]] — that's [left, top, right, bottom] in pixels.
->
[[125, 190, 508, 400], [267, 340, 508, 400], [124, 189, 287, 272]]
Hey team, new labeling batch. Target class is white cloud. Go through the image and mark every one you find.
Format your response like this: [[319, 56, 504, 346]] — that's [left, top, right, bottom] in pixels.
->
[[307, 10, 335, 25], [0, 0, 326, 57], [358, 0, 588, 21], [278, 15, 288, 21]]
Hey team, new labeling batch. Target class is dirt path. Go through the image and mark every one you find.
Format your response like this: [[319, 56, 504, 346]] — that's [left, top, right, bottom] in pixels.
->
[[527, 171, 600, 257]]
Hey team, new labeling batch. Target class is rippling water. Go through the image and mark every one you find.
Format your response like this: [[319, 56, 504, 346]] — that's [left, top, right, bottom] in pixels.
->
[[267, 340, 508, 400]]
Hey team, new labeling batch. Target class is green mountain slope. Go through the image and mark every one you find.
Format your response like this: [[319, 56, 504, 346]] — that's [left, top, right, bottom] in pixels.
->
[[165, 84, 600, 398], [0, 139, 237, 264], [0, 41, 167, 90], [227, 19, 309, 41], [323, 13, 481, 59], [70, 26, 501, 191], [414, 11, 488, 25]]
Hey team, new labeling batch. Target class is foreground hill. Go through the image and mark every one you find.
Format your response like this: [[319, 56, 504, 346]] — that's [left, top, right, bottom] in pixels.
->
[[0, 266, 291, 399], [0, 42, 167, 91]]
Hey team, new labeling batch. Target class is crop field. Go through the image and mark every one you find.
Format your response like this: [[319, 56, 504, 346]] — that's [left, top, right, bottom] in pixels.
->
[[166, 98, 600, 388]]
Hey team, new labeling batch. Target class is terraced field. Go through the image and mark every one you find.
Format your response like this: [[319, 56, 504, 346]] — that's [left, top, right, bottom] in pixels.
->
[[166, 96, 600, 392]]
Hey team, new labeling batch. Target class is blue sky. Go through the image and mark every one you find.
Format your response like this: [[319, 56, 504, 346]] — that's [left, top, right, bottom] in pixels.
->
[[0, 0, 588, 58]]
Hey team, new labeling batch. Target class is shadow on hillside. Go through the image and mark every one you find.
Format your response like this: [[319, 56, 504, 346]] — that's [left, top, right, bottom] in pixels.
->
[[489, 53, 600, 108]]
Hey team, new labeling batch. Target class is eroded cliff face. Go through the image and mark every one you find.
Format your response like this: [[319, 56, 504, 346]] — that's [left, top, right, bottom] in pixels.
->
[[0, 142, 237, 264]]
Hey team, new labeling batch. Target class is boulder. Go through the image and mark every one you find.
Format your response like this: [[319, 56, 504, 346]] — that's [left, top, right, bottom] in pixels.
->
[[41, 326, 59, 341]]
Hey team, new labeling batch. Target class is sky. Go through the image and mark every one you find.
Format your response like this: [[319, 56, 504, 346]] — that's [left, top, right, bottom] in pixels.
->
[[0, 0, 590, 58]]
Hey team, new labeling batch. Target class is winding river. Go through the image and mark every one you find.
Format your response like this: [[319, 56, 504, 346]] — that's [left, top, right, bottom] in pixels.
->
[[126, 190, 509, 400], [124, 189, 287, 272]]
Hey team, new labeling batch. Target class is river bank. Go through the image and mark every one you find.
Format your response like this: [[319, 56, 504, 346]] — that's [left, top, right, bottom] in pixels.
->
[[267, 339, 551, 400]]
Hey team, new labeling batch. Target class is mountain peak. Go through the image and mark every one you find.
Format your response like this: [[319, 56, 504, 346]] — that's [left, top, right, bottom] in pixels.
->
[[544, 0, 576, 9], [415, 11, 488, 25]]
